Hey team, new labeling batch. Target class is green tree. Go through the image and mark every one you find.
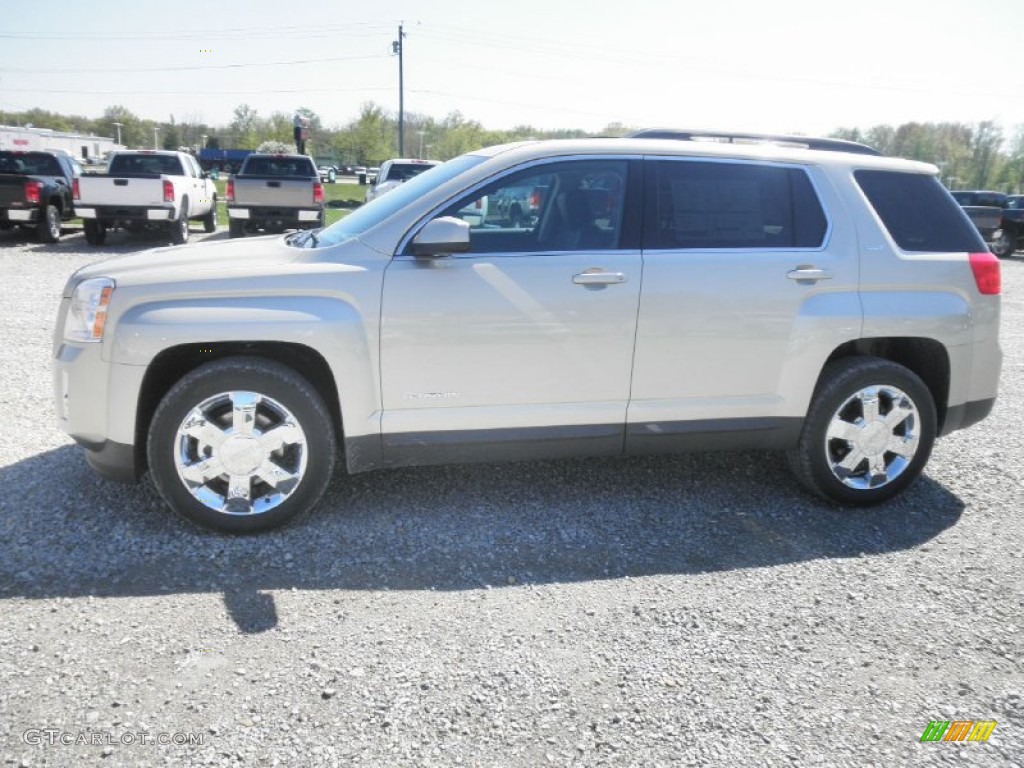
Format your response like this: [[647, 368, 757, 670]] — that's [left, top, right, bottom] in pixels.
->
[[229, 104, 260, 149], [339, 102, 394, 165], [101, 105, 147, 148]]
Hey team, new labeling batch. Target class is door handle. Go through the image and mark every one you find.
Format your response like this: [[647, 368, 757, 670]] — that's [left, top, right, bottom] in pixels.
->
[[787, 267, 833, 282], [573, 271, 627, 286]]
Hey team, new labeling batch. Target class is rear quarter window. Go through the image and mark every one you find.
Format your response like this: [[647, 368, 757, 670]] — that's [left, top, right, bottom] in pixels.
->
[[855, 171, 985, 252]]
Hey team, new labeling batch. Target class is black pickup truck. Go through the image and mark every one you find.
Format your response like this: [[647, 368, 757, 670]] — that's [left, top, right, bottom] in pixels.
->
[[993, 195, 1024, 258], [950, 190, 1024, 257], [0, 150, 81, 243]]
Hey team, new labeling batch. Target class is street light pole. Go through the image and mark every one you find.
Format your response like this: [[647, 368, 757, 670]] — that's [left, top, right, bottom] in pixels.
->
[[153, 127, 159, 150], [112, 122, 122, 147]]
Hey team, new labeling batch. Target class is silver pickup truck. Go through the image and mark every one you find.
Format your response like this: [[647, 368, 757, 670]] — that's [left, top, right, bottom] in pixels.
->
[[226, 153, 324, 237], [54, 132, 1001, 533]]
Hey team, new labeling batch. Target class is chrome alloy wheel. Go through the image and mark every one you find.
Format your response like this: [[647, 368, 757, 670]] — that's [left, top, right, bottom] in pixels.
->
[[824, 384, 921, 490], [173, 391, 308, 515]]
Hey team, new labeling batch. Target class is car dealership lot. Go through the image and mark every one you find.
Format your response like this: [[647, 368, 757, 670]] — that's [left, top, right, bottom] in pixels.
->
[[0, 232, 1022, 767]]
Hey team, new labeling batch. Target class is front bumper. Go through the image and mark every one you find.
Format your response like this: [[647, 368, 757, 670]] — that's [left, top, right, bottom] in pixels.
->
[[53, 303, 146, 483]]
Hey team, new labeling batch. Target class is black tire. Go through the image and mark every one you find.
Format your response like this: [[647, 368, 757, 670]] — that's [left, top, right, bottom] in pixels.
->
[[83, 219, 107, 246], [147, 357, 337, 534], [787, 356, 936, 506], [202, 197, 218, 233], [229, 219, 245, 238], [37, 203, 61, 243], [991, 228, 1015, 258], [170, 198, 190, 245]]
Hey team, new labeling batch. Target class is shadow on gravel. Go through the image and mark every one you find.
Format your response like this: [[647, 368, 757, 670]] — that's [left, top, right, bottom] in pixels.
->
[[0, 444, 965, 630]]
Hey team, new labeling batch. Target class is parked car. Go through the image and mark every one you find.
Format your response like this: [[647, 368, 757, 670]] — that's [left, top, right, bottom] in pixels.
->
[[950, 190, 1006, 245], [53, 131, 1001, 533], [0, 149, 81, 242], [74, 150, 217, 245], [364, 158, 440, 202], [317, 165, 337, 184], [226, 153, 324, 237]]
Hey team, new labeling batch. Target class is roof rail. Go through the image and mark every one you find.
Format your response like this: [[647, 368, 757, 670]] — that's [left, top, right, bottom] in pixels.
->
[[624, 128, 881, 156]]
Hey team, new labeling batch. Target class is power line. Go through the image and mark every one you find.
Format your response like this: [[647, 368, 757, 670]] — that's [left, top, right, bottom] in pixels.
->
[[0, 53, 388, 75], [0, 86, 394, 96], [0, 21, 396, 41]]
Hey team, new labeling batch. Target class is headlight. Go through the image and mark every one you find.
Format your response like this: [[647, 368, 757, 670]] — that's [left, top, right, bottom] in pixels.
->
[[63, 277, 115, 342]]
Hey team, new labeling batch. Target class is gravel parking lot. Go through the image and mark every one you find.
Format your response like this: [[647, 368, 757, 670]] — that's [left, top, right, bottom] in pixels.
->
[[1, 227, 1022, 767]]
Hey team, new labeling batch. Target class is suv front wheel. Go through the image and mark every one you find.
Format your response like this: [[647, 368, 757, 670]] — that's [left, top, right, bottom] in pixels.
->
[[147, 357, 336, 533], [788, 357, 936, 506]]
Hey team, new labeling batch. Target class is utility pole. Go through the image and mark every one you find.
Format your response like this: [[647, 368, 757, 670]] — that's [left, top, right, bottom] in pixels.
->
[[393, 23, 406, 156]]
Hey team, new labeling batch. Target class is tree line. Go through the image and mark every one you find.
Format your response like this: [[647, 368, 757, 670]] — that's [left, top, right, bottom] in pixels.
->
[[831, 121, 1023, 192], [3, 103, 1021, 192]]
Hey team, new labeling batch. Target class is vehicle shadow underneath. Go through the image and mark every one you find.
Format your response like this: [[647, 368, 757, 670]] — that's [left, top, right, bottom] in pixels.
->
[[0, 444, 965, 632]]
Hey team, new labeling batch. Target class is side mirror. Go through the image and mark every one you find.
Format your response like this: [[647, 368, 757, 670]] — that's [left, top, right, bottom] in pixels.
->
[[411, 217, 471, 258]]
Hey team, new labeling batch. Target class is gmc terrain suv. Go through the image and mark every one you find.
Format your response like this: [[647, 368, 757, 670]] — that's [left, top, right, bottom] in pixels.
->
[[53, 130, 1002, 533]]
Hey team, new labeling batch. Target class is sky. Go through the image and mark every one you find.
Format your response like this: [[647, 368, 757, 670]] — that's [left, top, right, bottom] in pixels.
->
[[0, 0, 1018, 139]]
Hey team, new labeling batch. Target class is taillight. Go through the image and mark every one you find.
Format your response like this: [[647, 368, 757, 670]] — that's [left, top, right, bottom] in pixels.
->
[[72, 178, 80, 201], [226, 178, 235, 202], [24, 180, 41, 205], [162, 179, 174, 203], [313, 182, 324, 204], [969, 252, 1001, 295], [530, 187, 544, 209]]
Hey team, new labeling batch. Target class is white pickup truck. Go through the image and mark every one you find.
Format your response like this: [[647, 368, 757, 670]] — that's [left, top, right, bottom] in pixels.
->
[[74, 150, 217, 246], [364, 158, 440, 203]]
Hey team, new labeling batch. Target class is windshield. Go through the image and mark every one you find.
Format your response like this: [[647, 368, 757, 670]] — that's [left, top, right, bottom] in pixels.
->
[[313, 154, 485, 248]]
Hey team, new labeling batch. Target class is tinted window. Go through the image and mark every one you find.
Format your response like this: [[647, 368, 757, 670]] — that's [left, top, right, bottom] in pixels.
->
[[242, 156, 316, 177], [435, 160, 629, 254], [856, 171, 985, 252], [0, 152, 61, 176], [109, 154, 185, 175], [647, 160, 826, 249], [385, 162, 437, 182]]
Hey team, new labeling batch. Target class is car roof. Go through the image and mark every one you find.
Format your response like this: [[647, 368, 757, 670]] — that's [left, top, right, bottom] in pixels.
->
[[470, 137, 936, 174]]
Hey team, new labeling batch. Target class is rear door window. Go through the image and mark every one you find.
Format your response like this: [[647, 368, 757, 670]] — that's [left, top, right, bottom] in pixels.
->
[[856, 171, 986, 252], [646, 160, 827, 250]]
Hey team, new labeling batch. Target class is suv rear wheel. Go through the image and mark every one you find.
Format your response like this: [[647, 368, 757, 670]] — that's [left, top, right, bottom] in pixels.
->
[[788, 357, 936, 506], [147, 358, 336, 533]]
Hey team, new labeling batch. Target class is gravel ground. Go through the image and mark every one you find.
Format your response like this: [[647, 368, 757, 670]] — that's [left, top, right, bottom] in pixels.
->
[[0, 227, 1022, 768]]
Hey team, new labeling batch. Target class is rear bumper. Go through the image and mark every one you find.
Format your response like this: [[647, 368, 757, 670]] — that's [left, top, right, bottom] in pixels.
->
[[78, 205, 175, 222], [227, 205, 322, 227], [940, 397, 997, 436], [1, 207, 40, 223]]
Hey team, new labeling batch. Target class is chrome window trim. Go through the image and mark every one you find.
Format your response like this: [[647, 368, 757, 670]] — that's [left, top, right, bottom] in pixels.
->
[[395, 154, 642, 258]]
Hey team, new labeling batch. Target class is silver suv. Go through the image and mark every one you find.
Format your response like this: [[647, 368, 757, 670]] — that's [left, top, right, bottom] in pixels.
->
[[53, 130, 1002, 533]]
